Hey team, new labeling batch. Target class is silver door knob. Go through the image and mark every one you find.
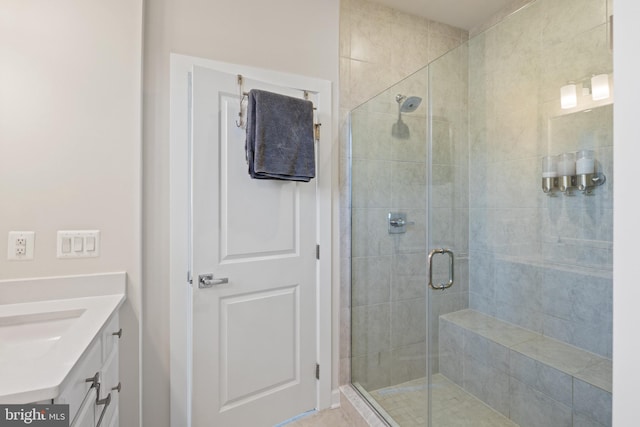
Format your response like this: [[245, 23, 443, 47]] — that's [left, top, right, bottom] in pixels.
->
[[199, 273, 229, 288]]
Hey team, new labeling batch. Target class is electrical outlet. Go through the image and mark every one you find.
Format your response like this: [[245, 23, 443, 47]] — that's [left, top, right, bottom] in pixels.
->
[[7, 231, 35, 261]]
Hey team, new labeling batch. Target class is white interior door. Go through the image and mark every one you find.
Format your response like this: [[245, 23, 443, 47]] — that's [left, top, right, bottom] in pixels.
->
[[190, 65, 318, 427]]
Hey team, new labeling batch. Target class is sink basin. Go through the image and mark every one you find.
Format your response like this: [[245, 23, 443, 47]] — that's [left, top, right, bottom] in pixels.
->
[[0, 309, 85, 362], [0, 272, 126, 404]]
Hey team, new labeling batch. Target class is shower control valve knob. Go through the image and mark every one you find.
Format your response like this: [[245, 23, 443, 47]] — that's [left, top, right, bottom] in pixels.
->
[[389, 218, 406, 227], [390, 218, 415, 227], [388, 212, 414, 234]]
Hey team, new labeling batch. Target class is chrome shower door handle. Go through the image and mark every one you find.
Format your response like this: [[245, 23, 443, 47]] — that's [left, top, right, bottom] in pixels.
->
[[198, 273, 229, 288], [428, 248, 454, 290]]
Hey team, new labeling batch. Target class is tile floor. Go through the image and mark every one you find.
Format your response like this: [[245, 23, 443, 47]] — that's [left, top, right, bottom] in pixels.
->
[[288, 374, 518, 426], [369, 375, 517, 427], [286, 408, 354, 427]]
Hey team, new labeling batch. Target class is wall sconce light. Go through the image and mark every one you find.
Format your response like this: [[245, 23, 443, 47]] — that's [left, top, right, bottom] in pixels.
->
[[560, 83, 577, 109], [560, 74, 611, 109], [591, 74, 610, 100]]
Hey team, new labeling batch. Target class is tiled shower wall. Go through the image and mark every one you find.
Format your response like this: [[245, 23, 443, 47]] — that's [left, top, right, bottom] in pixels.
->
[[339, 0, 468, 386], [342, 0, 613, 395], [350, 76, 430, 391], [467, 0, 614, 358]]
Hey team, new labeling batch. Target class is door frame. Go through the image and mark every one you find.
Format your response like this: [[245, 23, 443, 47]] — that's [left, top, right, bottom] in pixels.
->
[[168, 54, 333, 427]]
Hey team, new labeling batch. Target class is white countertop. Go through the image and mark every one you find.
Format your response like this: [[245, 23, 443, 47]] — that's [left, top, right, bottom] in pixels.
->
[[0, 273, 126, 403]]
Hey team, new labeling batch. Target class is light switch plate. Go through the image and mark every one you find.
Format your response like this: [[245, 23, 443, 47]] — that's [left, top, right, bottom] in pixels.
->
[[7, 231, 35, 261], [57, 230, 100, 258]]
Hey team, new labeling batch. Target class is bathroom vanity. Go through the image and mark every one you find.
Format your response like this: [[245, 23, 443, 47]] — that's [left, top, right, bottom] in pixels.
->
[[0, 273, 126, 426]]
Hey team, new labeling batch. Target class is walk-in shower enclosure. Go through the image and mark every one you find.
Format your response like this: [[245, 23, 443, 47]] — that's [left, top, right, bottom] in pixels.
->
[[349, 0, 613, 425]]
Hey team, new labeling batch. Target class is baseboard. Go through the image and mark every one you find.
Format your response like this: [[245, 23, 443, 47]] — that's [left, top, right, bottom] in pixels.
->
[[331, 389, 341, 409]]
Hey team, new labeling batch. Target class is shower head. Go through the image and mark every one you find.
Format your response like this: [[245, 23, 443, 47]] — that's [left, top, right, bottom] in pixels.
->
[[399, 95, 422, 113]]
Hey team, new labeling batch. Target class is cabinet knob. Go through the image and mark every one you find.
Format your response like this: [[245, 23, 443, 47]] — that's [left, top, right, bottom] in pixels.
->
[[112, 328, 122, 339], [85, 372, 99, 388], [111, 382, 121, 393]]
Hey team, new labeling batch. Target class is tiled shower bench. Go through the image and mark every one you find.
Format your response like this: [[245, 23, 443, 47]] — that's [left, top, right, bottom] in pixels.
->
[[439, 309, 611, 427]]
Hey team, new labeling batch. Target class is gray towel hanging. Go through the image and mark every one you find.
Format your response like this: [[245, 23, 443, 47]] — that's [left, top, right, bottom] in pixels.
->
[[245, 89, 315, 182]]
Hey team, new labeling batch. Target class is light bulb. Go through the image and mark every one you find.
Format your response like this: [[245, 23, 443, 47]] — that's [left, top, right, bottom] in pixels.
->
[[591, 74, 610, 101], [561, 83, 577, 109]]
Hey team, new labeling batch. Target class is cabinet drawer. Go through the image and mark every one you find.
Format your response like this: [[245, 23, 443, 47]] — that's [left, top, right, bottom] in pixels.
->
[[56, 337, 102, 424], [70, 384, 96, 427], [107, 405, 119, 427], [96, 347, 119, 426], [98, 347, 119, 401], [95, 388, 118, 427]]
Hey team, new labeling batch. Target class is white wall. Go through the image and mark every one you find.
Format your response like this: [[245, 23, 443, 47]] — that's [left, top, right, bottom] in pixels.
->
[[0, 1, 143, 425], [612, 0, 640, 425], [143, 1, 340, 426]]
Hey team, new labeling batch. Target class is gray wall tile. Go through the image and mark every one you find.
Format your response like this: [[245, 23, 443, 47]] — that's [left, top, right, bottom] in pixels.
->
[[463, 350, 510, 416], [509, 351, 573, 407], [352, 256, 391, 307], [439, 319, 464, 386], [574, 379, 612, 427], [469, 291, 496, 316], [495, 260, 543, 332], [351, 351, 392, 391], [464, 330, 509, 374], [393, 161, 426, 209], [509, 378, 572, 427], [573, 412, 608, 427], [391, 252, 426, 301], [351, 208, 393, 257], [541, 268, 613, 357], [391, 298, 426, 348], [430, 290, 468, 373], [351, 303, 390, 357], [351, 159, 392, 208], [391, 342, 427, 385]]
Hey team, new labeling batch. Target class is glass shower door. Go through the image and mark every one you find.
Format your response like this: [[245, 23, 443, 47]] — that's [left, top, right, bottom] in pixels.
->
[[350, 67, 430, 427], [425, 39, 475, 427]]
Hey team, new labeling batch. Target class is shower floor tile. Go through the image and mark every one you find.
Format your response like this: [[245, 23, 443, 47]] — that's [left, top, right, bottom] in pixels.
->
[[370, 374, 518, 427]]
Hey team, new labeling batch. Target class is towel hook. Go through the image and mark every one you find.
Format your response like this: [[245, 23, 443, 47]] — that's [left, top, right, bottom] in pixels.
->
[[236, 74, 247, 129]]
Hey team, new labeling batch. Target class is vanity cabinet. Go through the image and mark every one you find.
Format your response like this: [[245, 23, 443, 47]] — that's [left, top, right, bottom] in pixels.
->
[[72, 388, 97, 427], [55, 312, 121, 427]]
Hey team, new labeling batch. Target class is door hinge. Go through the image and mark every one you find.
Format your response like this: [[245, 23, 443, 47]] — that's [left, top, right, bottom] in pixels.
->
[[314, 123, 321, 141], [315, 363, 320, 380], [316, 244, 320, 260]]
